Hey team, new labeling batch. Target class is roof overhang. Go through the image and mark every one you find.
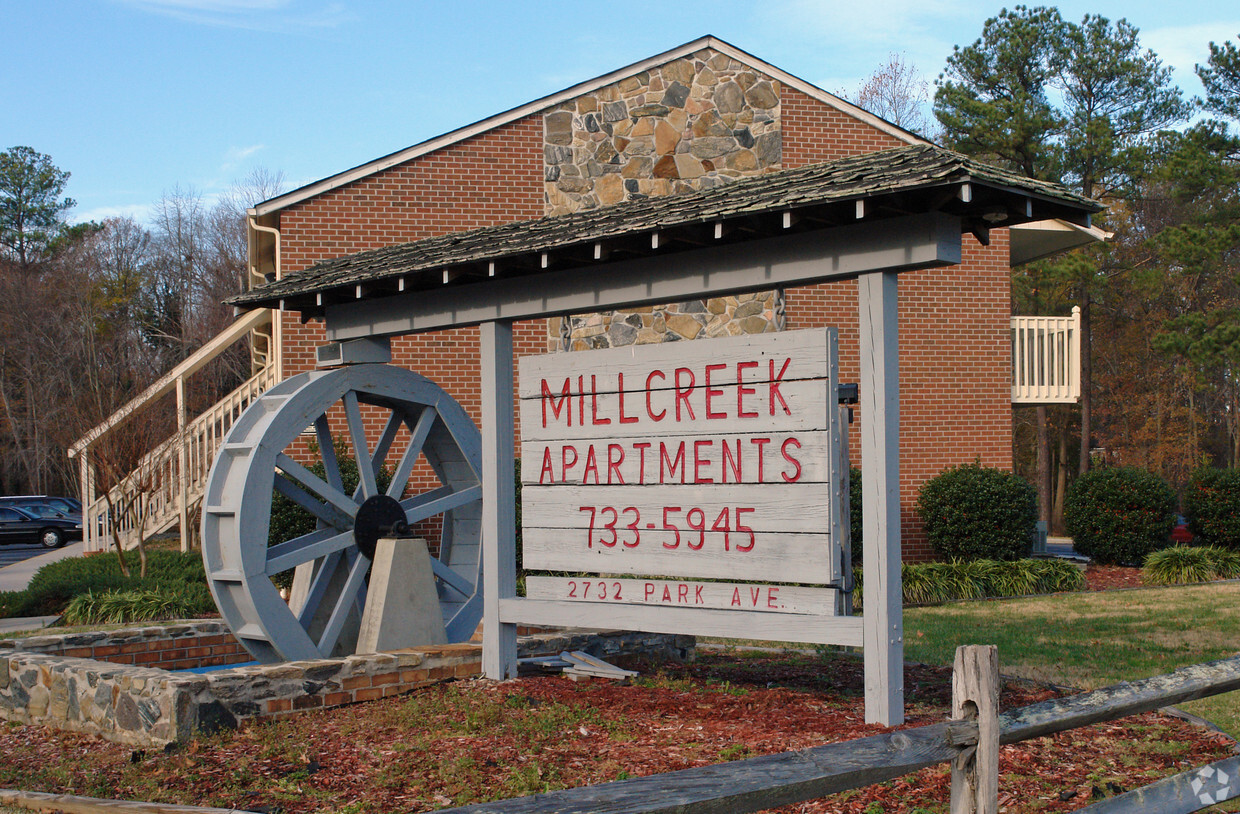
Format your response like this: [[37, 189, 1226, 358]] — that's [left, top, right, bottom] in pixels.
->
[[1009, 219, 1113, 265], [250, 35, 926, 218], [232, 145, 1103, 337]]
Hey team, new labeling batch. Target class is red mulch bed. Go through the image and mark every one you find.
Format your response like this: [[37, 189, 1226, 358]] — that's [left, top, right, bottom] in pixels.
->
[[1083, 564, 1146, 591], [0, 653, 1233, 813]]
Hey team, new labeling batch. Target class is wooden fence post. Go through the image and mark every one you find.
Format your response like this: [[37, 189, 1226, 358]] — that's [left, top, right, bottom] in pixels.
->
[[951, 645, 999, 814]]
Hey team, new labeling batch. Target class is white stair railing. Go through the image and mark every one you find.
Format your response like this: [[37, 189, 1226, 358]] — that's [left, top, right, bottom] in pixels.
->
[[69, 309, 276, 552], [1011, 306, 1081, 404], [83, 364, 279, 552]]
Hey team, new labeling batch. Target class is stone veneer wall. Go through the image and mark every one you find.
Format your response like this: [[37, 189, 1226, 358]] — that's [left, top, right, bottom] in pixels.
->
[[0, 622, 692, 748], [550, 291, 782, 351], [543, 47, 784, 352]]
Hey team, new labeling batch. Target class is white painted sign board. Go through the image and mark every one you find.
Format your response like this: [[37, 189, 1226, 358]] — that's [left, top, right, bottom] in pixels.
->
[[512, 328, 856, 644]]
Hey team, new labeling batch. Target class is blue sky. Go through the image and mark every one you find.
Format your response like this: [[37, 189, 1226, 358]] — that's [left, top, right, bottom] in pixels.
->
[[3, 0, 1238, 225]]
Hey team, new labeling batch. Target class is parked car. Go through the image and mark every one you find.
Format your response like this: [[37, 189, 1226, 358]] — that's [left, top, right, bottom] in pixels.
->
[[0, 505, 81, 548], [0, 493, 79, 511]]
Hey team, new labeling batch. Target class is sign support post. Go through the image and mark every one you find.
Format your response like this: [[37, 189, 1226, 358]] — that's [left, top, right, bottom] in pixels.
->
[[859, 270, 903, 726], [481, 319, 518, 679]]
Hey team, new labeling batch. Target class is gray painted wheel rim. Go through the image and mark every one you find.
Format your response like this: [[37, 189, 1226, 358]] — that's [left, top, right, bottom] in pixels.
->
[[200, 364, 484, 663]]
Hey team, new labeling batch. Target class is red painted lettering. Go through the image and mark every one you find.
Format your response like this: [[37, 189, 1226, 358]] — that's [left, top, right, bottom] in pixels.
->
[[659, 441, 686, 483], [644, 583, 655, 601], [769, 357, 791, 416], [539, 447, 555, 484], [561, 445, 579, 478], [736, 361, 758, 418], [607, 444, 625, 484], [695, 585, 704, 604], [674, 368, 696, 421], [720, 438, 741, 483], [678, 584, 689, 603], [617, 373, 638, 424], [749, 586, 761, 606], [768, 587, 780, 609], [633, 442, 651, 483], [541, 378, 573, 428], [704, 363, 726, 419], [693, 439, 714, 484], [646, 370, 666, 421], [582, 446, 600, 484], [730, 587, 742, 607], [662, 585, 673, 603], [750, 437, 771, 482], [780, 437, 803, 483], [577, 375, 586, 426], [590, 375, 611, 425]]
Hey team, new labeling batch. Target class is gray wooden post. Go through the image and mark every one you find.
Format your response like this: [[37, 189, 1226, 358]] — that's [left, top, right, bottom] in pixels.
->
[[176, 375, 189, 553], [480, 320, 518, 679], [951, 645, 1000, 814], [859, 270, 903, 726]]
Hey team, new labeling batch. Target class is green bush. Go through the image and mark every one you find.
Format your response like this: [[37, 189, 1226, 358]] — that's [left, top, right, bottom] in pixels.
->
[[62, 586, 212, 626], [1185, 468, 1240, 549], [916, 462, 1038, 561], [854, 558, 1084, 606], [1064, 467, 1176, 565], [5, 549, 211, 619], [849, 466, 862, 564], [1141, 545, 1240, 585]]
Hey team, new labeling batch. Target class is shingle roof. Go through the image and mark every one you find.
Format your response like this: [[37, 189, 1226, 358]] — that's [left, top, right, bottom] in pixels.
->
[[232, 144, 1101, 312]]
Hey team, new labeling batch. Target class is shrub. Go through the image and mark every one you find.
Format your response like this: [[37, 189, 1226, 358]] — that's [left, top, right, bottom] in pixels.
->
[[849, 466, 862, 564], [1185, 468, 1240, 550], [62, 587, 211, 626], [853, 558, 1084, 606], [1064, 467, 1176, 565], [916, 462, 1038, 561], [1141, 545, 1240, 585], [7, 549, 210, 618]]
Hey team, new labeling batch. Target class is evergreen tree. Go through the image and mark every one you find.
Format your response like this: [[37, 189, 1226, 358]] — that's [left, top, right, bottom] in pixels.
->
[[0, 146, 75, 271]]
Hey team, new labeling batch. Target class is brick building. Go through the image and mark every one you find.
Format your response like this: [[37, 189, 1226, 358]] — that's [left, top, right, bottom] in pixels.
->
[[77, 37, 1096, 560]]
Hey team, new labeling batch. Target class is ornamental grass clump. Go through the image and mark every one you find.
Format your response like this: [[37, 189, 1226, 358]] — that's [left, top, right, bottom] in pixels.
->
[[62, 587, 205, 625], [1142, 546, 1240, 586], [916, 462, 1038, 561], [1184, 468, 1240, 550], [854, 558, 1084, 606], [1064, 467, 1176, 565]]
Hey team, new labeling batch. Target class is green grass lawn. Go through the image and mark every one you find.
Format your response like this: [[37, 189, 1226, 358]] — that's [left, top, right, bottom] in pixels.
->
[[903, 581, 1240, 735]]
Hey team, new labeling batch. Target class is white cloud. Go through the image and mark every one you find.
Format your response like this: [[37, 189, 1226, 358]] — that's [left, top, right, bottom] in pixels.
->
[[113, 0, 353, 32], [220, 143, 266, 173], [71, 203, 155, 225]]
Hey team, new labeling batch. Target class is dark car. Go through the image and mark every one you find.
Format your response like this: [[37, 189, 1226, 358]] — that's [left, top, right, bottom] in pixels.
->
[[0, 495, 80, 515], [0, 505, 81, 548]]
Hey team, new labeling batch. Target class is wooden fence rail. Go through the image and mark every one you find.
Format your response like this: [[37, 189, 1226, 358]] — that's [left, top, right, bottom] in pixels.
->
[[440, 649, 1240, 814]]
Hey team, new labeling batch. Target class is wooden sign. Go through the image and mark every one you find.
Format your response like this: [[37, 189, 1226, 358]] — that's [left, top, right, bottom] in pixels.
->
[[516, 328, 849, 642]]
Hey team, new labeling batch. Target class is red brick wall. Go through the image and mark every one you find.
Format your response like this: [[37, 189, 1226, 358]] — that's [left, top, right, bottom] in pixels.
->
[[273, 82, 1012, 562]]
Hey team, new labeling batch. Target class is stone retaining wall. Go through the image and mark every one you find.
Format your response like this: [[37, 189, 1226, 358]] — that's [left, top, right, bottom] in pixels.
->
[[0, 622, 691, 748], [0, 621, 252, 671]]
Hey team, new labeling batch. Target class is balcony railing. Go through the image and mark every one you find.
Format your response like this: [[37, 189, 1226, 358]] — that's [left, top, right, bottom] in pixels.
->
[[1011, 307, 1080, 404]]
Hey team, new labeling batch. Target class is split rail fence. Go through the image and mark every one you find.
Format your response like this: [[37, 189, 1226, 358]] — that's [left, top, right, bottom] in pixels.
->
[[442, 646, 1240, 814]]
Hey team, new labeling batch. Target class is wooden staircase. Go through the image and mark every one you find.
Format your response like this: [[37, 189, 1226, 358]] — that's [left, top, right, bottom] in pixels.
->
[[69, 309, 278, 553]]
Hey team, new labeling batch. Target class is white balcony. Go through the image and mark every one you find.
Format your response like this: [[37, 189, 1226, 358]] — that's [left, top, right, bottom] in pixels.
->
[[1011, 307, 1081, 404]]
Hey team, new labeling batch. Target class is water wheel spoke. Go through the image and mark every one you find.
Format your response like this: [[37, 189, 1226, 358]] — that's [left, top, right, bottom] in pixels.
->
[[267, 527, 353, 574], [314, 415, 344, 492], [316, 550, 371, 655], [369, 409, 404, 476], [402, 483, 482, 526], [342, 391, 379, 500], [386, 406, 436, 499], [275, 454, 359, 523], [430, 557, 475, 599], [273, 471, 354, 532], [295, 549, 343, 628]]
